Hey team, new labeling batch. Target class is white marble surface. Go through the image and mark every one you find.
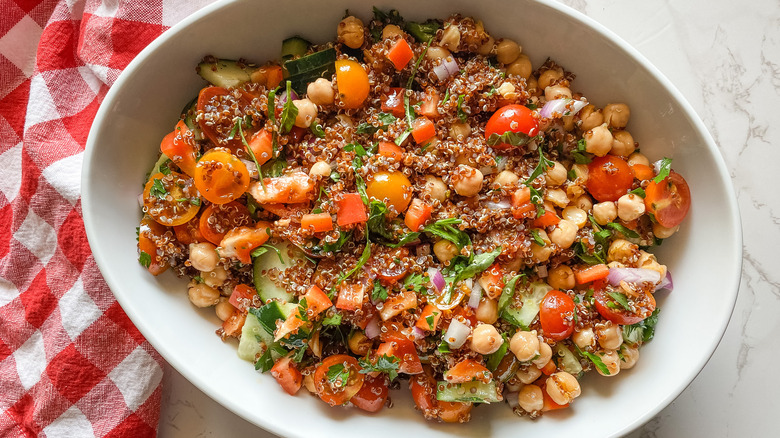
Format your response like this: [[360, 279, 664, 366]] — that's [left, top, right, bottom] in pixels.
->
[[158, 0, 780, 436]]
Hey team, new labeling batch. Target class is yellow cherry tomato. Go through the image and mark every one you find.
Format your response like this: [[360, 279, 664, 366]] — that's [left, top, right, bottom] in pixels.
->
[[367, 171, 412, 213], [143, 172, 200, 226], [335, 59, 370, 109], [193, 148, 250, 204]]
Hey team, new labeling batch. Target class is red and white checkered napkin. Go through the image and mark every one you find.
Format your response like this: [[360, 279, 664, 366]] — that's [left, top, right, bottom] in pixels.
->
[[0, 0, 214, 436]]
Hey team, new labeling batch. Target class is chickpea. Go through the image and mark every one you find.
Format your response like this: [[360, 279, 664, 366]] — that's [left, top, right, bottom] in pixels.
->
[[470, 324, 504, 354], [497, 82, 519, 100], [449, 122, 471, 141], [620, 345, 640, 369], [627, 151, 650, 167], [188, 283, 220, 308], [440, 24, 461, 51], [309, 160, 332, 177], [496, 39, 522, 64], [607, 239, 638, 263], [545, 85, 572, 101], [572, 328, 596, 349], [510, 330, 540, 362], [530, 230, 553, 263], [426, 46, 451, 61], [545, 188, 569, 208], [578, 105, 604, 132], [603, 103, 631, 129], [215, 298, 236, 321], [545, 161, 567, 186], [545, 372, 581, 405], [516, 365, 542, 384], [455, 152, 478, 167], [203, 266, 227, 288], [476, 298, 499, 324], [517, 384, 544, 413], [451, 165, 483, 197], [570, 163, 589, 183], [596, 323, 623, 350], [617, 193, 645, 221], [434, 239, 459, 264], [538, 69, 563, 89], [506, 54, 532, 79], [292, 99, 317, 128], [597, 350, 621, 376], [337, 16, 364, 49], [189, 242, 218, 272], [476, 35, 495, 55], [547, 265, 575, 290], [611, 130, 635, 157], [494, 170, 519, 188], [422, 175, 448, 202], [592, 201, 618, 225], [532, 341, 553, 368], [574, 194, 593, 212], [653, 222, 679, 239], [306, 78, 334, 106], [584, 123, 614, 157], [562, 206, 588, 228], [637, 250, 667, 279], [382, 24, 404, 39], [527, 76, 540, 96], [348, 331, 371, 356], [549, 219, 578, 249]]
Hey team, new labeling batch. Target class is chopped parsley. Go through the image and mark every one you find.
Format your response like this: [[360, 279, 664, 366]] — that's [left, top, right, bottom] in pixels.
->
[[138, 251, 151, 268], [371, 282, 388, 302], [279, 81, 299, 133], [606, 291, 632, 311], [653, 157, 673, 183], [150, 179, 167, 199], [575, 345, 610, 375], [530, 229, 546, 247], [322, 312, 343, 326], [326, 363, 350, 387], [358, 354, 400, 381]]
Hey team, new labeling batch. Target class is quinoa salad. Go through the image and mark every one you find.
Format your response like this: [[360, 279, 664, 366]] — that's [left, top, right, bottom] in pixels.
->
[[137, 8, 691, 423]]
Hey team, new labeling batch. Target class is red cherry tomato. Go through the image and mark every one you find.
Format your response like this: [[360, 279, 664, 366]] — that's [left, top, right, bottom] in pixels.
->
[[350, 374, 389, 413], [368, 246, 410, 284], [586, 155, 634, 202], [484, 104, 539, 150], [593, 288, 656, 325], [313, 354, 365, 406], [539, 290, 576, 341], [645, 171, 691, 228]]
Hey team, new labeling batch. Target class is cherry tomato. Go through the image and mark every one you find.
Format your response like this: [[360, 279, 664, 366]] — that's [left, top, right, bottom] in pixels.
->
[[586, 155, 634, 202], [198, 201, 253, 245], [197, 86, 255, 151], [368, 246, 410, 283], [193, 148, 250, 204], [438, 401, 474, 423], [645, 170, 691, 228], [313, 354, 365, 406], [539, 290, 576, 341], [335, 59, 370, 109], [160, 121, 198, 177], [173, 220, 204, 244], [375, 337, 423, 375], [593, 288, 656, 325], [142, 172, 201, 227], [409, 372, 438, 419], [350, 374, 389, 413], [366, 171, 412, 213], [484, 104, 539, 150], [138, 217, 170, 275]]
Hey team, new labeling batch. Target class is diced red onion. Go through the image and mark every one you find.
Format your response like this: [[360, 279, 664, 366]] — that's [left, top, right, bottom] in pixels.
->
[[411, 326, 427, 341], [484, 199, 511, 210], [276, 88, 299, 106], [428, 267, 445, 293], [364, 317, 380, 339], [607, 267, 661, 286], [539, 98, 588, 119], [505, 391, 520, 409], [656, 270, 674, 292], [432, 56, 459, 81], [137, 193, 144, 208], [537, 265, 548, 278], [468, 281, 483, 308], [443, 318, 471, 349]]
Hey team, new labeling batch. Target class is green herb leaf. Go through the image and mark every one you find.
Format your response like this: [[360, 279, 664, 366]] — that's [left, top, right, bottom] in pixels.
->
[[653, 157, 672, 183], [456, 95, 467, 122], [497, 274, 522, 313], [158, 161, 171, 175], [487, 130, 534, 148], [485, 333, 509, 372], [451, 247, 502, 286], [279, 81, 298, 133], [530, 229, 546, 247], [630, 187, 646, 198], [403, 273, 426, 293], [322, 312, 343, 326], [425, 313, 436, 330], [358, 354, 400, 381], [356, 113, 397, 135], [150, 179, 167, 199], [310, 121, 325, 138], [437, 341, 451, 354], [371, 282, 388, 302], [251, 244, 284, 264], [405, 20, 441, 42], [138, 251, 151, 268], [575, 345, 610, 375], [367, 200, 394, 241], [606, 222, 640, 239], [321, 231, 352, 254], [326, 363, 350, 387], [606, 291, 632, 311], [422, 218, 471, 249]]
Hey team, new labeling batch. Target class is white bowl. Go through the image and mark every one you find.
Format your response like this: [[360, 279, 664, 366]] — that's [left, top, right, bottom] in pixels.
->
[[82, 0, 742, 436]]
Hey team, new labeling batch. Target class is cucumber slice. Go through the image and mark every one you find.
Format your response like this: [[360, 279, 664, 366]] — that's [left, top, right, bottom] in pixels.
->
[[252, 240, 303, 303], [281, 36, 311, 61], [145, 153, 170, 181], [554, 343, 583, 376], [501, 281, 553, 329], [196, 58, 257, 88], [180, 98, 203, 140], [237, 311, 270, 362], [436, 380, 502, 404], [283, 48, 336, 95]]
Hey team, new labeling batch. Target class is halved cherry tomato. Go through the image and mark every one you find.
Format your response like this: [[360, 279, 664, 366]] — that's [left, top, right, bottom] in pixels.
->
[[586, 155, 633, 202], [539, 290, 576, 341], [645, 170, 691, 228], [198, 201, 253, 245], [160, 121, 198, 176], [380, 87, 406, 117], [229, 284, 257, 312], [173, 220, 203, 244], [193, 148, 250, 204], [368, 246, 409, 284], [438, 401, 473, 423], [593, 287, 656, 325], [375, 337, 423, 375], [335, 59, 369, 109], [138, 217, 170, 275], [270, 356, 303, 395], [387, 38, 414, 70], [409, 372, 438, 419], [404, 198, 432, 232], [218, 221, 272, 264], [444, 359, 492, 384], [143, 172, 201, 227], [366, 171, 412, 213], [197, 86, 255, 151], [484, 104, 539, 150], [313, 354, 365, 406], [350, 374, 389, 413]]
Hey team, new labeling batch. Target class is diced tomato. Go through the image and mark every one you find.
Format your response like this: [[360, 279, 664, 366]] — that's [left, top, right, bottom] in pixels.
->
[[541, 384, 569, 411], [173, 220, 203, 245], [270, 356, 303, 395], [381, 87, 406, 117], [336, 281, 367, 311], [375, 337, 423, 375], [275, 285, 333, 341], [301, 212, 333, 233], [574, 264, 610, 285], [218, 221, 272, 264], [378, 141, 405, 162], [404, 198, 432, 232], [336, 193, 368, 226], [411, 117, 435, 144], [409, 372, 438, 419], [444, 359, 492, 384], [350, 374, 389, 413], [541, 360, 557, 375], [229, 284, 256, 312], [221, 312, 246, 338], [532, 209, 560, 228], [246, 129, 274, 166], [265, 64, 284, 89], [160, 120, 198, 177], [387, 38, 414, 71], [438, 401, 473, 423], [631, 163, 654, 181], [414, 304, 442, 331], [478, 263, 505, 299], [417, 88, 440, 118], [378, 291, 417, 321]]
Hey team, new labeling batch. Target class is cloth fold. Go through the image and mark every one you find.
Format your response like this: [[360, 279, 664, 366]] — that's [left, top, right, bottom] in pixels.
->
[[1, 0, 214, 436]]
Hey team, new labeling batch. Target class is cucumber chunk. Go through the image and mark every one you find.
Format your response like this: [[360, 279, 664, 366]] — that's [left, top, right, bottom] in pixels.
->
[[501, 281, 553, 329], [281, 36, 311, 61], [237, 311, 270, 362], [146, 153, 170, 181], [197, 58, 257, 88], [252, 240, 303, 303], [436, 380, 502, 404], [554, 343, 583, 377], [249, 301, 295, 335], [180, 98, 203, 140]]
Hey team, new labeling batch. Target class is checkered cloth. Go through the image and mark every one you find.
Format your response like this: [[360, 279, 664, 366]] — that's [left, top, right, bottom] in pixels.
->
[[0, 0, 214, 436]]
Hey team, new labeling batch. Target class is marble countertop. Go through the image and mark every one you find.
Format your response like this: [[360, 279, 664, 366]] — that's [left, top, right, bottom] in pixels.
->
[[158, 0, 780, 436]]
